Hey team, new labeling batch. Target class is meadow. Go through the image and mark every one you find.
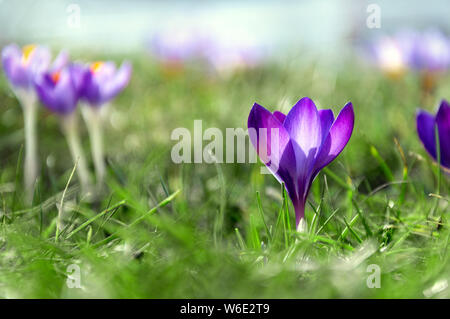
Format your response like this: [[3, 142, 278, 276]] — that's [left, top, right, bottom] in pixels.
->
[[0, 51, 448, 298]]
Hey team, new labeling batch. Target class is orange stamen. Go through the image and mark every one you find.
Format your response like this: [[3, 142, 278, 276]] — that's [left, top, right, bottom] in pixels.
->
[[90, 61, 104, 74], [21, 44, 37, 65], [50, 71, 61, 84]]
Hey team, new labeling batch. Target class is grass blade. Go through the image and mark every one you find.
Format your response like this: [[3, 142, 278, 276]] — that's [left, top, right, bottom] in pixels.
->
[[65, 200, 126, 239], [343, 217, 363, 243], [339, 214, 359, 242], [93, 190, 180, 247], [370, 145, 394, 182], [55, 161, 78, 242], [256, 191, 272, 242]]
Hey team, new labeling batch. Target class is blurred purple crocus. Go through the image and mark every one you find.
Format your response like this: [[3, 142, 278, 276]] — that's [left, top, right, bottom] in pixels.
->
[[150, 28, 210, 64], [204, 38, 265, 75], [409, 30, 450, 72], [368, 35, 411, 78], [417, 100, 450, 171], [81, 61, 132, 106], [1, 44, 68, 90], [1, 44, 68, 202], [2, 44, 50, 89], [35, 65, 80, 115], [248, 97, 354, 230], [35, 64, 91, 194], [149, 28, 265, 75], [368, 29, 450, 77], [79, 60, 131, 192]]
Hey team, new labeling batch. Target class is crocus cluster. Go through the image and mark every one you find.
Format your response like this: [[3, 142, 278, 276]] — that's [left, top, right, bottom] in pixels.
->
[[248, 97, 354, 231], [417, 100, 450, 172], [369, 29, 450, 77], [2, 43, 132, 199]]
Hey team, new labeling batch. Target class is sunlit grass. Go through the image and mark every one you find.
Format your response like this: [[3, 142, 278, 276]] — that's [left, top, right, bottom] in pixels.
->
[[0, 53, 448, 298]]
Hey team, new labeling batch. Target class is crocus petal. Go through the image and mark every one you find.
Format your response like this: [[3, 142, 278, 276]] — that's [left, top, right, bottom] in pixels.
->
[[35, 82, 56, 111], [1, 44, 21, 60], [319, 109, 334, 142], [100, 61, 132, 102], [313, 102, 354, 174], [82, 72, 101, 105], [96, 62, 117, 80], [248, 104, 299, 212], [248, 103, 290, 177], [28, 46, 51, 75], [50, 50, 69, 72], [283, 97, 324, 198], [273, 111, 286, 123], [277, 140, 305, 215], [36, 70, 78, 115], [53, 74, 78, 114], [283, 97, 323, 156], [247, 111, 305, 220], [2, 44, 29, 88], [417, 109, 437, 161], [68, 63, 89, 96], [436, 100, 450, 168]]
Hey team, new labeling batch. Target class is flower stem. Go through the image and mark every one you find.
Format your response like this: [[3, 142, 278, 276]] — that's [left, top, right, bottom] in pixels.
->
[[81, 105, 105, 193], [17, 90, 38, 203], [294, 201, 307, 233], [61, 113, 91, 194]]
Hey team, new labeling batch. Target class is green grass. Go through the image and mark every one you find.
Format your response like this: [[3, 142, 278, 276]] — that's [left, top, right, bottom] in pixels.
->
[[0, 53, 449, 298]]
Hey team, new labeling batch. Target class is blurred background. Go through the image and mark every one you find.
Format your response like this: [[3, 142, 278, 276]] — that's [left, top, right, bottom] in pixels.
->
[[0, 0, 449, 298], [0, 0, 449, 56]]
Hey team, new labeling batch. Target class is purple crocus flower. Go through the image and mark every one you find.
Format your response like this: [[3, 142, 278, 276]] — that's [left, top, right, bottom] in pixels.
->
[[81, 61, 132, 106], [35, 63, 92, 193], [35, 64, 80, 115], [1, 44, 68, 90], [417, 100, 450, 171], [248, 97, 354, 230], [1, 44, 51, 90]]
